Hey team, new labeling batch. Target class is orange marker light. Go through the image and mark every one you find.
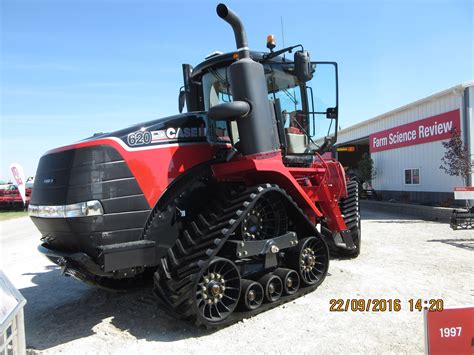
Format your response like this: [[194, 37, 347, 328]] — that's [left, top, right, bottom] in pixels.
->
[[267, 34, 276, 51]]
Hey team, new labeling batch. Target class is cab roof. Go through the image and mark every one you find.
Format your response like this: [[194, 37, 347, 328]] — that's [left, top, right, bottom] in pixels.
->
[[191, 51, 292, 79]]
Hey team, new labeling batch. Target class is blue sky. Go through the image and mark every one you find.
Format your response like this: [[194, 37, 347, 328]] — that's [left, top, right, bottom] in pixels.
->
[[1, 0, 472, 180]]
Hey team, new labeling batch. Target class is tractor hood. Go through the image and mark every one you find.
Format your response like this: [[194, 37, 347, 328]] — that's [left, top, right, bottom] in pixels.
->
[[29, 111, 225, 256], [31, 111, 221, 209], [80, 112, 209, 150]]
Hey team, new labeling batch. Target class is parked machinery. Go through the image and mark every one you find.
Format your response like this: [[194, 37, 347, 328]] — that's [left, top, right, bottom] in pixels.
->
[[29, 4, 361, 327]]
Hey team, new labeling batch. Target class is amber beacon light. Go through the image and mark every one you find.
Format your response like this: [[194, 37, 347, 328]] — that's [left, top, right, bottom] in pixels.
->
[[267, 34, 276, 51]]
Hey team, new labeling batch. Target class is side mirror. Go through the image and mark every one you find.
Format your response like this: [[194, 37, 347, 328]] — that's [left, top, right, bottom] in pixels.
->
[[326, 107, 337, 119], [294, 50, 313, 82], [178, 87, 186, 113], [208, 101, 250, 121]]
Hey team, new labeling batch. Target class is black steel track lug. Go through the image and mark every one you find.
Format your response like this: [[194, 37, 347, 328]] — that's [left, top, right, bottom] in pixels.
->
[[339, 230, 356, 249]]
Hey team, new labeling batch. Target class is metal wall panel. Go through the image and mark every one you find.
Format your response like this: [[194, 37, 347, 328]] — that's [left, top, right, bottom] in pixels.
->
[[372, 141, 463, 192], [337, 91, 462, 145], [336, 89, 468, 192], [468, 87, 474, 187]]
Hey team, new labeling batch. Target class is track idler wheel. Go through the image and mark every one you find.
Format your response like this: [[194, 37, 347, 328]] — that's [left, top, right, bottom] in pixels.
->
[[194, 257, 241, 324], [273, 268, 300, 295], [258, 274, 283, 302], [239, 279, 264, 310], [287, 236, 329, 287]]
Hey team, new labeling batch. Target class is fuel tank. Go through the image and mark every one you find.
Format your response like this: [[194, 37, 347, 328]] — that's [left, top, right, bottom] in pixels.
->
[[29, 113, 228, 263]]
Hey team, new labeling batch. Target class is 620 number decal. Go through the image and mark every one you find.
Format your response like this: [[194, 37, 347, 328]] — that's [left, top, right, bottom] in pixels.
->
[[127, 130, 152, 146]]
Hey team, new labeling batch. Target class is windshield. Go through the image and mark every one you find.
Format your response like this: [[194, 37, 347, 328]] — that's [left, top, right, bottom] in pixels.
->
[[266, 64, 304, 133], [202, 67, 233, 110], [201, 62, 337, 153], [202, 64, 302, 111], [202, 64, 309, 153]]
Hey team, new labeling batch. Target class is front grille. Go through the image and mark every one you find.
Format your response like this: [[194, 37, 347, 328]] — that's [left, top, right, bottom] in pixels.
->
[[30, 145, 151, 256]]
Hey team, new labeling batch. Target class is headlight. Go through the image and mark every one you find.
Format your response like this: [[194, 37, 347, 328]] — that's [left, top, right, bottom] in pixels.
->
[[28, 200, 104, 218]]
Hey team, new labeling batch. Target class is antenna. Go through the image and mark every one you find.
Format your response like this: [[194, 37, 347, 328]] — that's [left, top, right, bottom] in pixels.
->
[[280, 16, 286, 48], [280, 16, 286, 59]]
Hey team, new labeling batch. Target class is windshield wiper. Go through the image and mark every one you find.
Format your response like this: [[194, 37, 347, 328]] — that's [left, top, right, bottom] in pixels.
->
[[262, 44, 303, 61], [208, 68, 230, 90], [281, 88, 297, 105]]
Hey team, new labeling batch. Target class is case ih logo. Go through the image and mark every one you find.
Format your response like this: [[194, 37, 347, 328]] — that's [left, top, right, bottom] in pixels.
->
[[151, 126, 206, 142], [369, 110, 461, 153], [127, 126, 207, 146]]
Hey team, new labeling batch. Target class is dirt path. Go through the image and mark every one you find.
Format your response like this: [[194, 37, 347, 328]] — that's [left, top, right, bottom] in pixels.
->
[[1, 209, 472, 354]]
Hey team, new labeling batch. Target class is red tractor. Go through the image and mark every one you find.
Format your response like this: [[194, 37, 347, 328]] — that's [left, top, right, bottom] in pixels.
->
[[29, 4, 360, 327], [0, 184, 31, 210]]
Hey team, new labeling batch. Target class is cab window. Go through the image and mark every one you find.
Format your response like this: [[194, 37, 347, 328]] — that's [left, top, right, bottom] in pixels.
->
[[202, 67, 232, 110], [213, 120, 231, 143], [267, 66, 303, 127]]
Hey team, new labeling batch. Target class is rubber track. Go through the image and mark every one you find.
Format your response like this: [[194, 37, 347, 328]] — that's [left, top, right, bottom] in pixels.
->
[[341, 180, 359, 226], [153, 183, 321, 328], [339, 180, 361, 250]]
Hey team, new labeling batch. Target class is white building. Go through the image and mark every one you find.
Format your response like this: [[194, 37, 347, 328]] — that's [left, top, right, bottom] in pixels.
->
[[334, 81, 473, 205]]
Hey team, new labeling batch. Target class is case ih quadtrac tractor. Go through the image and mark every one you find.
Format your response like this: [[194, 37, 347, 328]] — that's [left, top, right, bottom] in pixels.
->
[[29, 4, 361, 327]]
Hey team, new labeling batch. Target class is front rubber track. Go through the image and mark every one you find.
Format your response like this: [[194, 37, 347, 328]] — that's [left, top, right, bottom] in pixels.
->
[[152, 183, 328, 329], [338, 180, 361, 258], [323, 179, 361, 258]]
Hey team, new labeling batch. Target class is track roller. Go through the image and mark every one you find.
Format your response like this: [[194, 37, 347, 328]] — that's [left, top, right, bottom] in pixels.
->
[[273, 268, 300, 295], [258, 274, 283, 302], [239, 279, 264, 310], [287, 236, 329, 286]]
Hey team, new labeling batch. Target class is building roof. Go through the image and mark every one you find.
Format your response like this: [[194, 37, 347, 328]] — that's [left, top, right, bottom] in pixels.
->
[[338, 80, 474, 136]]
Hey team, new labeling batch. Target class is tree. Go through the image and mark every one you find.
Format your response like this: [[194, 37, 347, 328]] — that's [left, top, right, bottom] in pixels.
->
[[439, 129, 472, 186], [357, 153, 376, 183]]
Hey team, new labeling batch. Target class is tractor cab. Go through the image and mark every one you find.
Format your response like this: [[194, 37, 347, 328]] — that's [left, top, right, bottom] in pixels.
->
[[180, 48, 339, 159]]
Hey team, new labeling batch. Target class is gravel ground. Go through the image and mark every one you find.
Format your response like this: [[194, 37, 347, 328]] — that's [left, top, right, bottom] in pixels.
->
[[1, 208, 473, 354]]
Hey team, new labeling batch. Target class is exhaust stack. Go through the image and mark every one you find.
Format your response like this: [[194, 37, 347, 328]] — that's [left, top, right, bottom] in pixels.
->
[[216, 4, 249, 59], [215, 3, 280, 156]]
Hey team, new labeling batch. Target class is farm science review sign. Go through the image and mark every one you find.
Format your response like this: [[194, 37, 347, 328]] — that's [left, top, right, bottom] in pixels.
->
[[369, 110, 461, 153]]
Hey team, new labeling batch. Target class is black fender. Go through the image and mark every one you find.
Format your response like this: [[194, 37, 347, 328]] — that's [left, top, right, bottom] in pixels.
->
[[142, 160, 217, 258]]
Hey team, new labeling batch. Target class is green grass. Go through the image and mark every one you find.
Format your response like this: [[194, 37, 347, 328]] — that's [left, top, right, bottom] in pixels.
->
[[0, 211, 28, 221]]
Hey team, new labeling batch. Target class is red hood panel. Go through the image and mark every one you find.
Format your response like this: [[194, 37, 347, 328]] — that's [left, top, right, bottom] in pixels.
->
[[47, 138, 225, 208]]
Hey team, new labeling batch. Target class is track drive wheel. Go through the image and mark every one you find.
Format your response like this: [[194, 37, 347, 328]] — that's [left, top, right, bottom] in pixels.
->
[[287, 236, 329, 286], [194, 257, 241, 326], [239, 191, 288, 241]]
